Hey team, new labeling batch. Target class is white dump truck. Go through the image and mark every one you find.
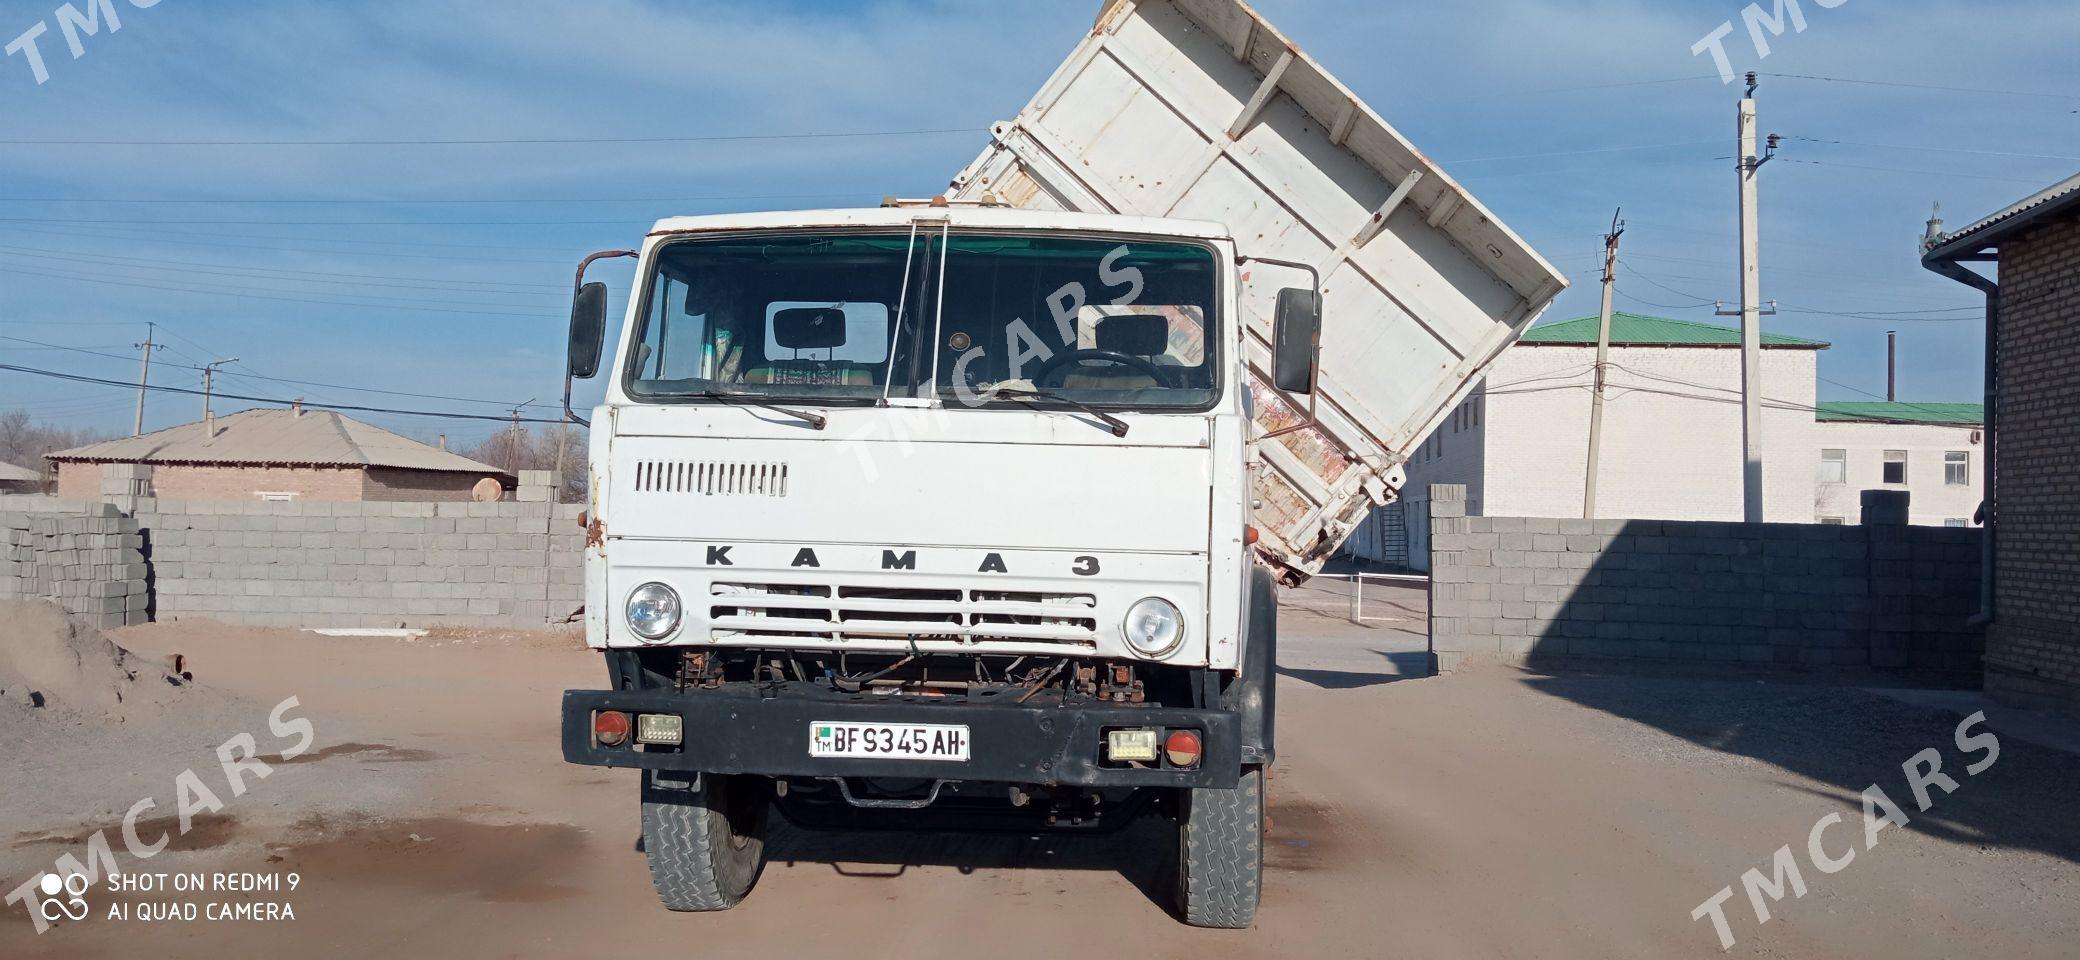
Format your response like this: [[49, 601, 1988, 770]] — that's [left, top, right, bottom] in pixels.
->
[[559, 0, 1563, 927]]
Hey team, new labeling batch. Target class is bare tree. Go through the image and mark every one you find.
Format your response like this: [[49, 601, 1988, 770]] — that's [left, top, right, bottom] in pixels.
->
[[0, 409, 111, 491], [457, 423, 590, 503]]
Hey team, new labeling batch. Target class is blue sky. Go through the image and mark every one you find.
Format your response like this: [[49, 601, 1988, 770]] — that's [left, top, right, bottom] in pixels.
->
[[0, 0, 2072, 447]]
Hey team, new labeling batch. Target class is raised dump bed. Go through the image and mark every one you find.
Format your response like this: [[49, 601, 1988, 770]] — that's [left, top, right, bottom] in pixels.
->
[[950, 0, 1566, 579]]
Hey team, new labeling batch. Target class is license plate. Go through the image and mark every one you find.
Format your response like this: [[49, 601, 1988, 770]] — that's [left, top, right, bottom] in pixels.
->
[[809, 722, 969, 761]]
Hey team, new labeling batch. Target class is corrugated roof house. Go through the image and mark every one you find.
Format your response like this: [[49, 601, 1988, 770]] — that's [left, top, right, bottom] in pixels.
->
[[46, 407, 511, 503], [0, 460, 44, 492]]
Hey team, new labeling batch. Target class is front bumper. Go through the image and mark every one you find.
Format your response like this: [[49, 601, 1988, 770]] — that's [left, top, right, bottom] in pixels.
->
[[561, 685, 1240, 789]]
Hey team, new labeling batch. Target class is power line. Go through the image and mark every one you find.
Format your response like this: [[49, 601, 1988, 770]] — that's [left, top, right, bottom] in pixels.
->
[[1775, 304, 1979, 323], [0, 318, 146, 326], [0, 264, 554, 320], [0, 224, 577, 265], [1616, 288, 1715, 311], [0, 248, 561, 299], [0, 333, 194, 368], [1443, 139, 1719, 165], [0, 216, 656, 226], [1761, 72, 2080, 102], [0, 360, 569, 424], [1616, 259, 1717, 305], [1781, 158, 2053, 186], [1784, 135, 2080, 163], [0, 242, 566, 290], [0, 191, 872, 206], [1433, 74, 1723, 103], [1815, 375, 1981, 419], [4, 221, 578, 253], [0, 127, 977, 147], [0, 330, 562, 409]]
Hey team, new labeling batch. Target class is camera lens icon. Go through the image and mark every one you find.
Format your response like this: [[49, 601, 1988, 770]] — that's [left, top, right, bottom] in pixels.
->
[[38, 871, 89, 922]]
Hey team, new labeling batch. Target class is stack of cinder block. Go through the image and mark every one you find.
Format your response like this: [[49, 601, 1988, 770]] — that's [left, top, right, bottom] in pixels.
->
[[100, 462, 153, 514], [31, 503, 148, 628], [0, 513, 33, 599], [517, 470, 559, 503]]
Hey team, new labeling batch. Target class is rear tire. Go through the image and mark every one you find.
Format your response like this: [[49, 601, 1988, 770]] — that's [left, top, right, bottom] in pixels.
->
[[1178, 765, 1264, 928], [641, 773, 769, 912]]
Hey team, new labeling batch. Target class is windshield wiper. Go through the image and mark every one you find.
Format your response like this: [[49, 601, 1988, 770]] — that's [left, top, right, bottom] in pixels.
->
[[980, 386, 1130, 437], [698, 391, 827, 430]]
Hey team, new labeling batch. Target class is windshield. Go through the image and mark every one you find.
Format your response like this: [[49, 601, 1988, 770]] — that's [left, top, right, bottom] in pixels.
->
[[625, 230, 1220, 409]]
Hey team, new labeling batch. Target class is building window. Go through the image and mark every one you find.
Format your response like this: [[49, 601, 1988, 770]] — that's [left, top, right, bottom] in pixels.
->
[[1818, 449, 1847, 485], [1945, 451, 1969, 486], [1943, 518, 1968, 528], [1882, 450, 1908, 485], [1818, 517, 1845, 526], [1471, 398, 1480, 428]]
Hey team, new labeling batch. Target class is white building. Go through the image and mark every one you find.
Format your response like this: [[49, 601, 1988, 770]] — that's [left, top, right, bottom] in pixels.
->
[[1407, 312, 1825, 520], [1349, 313, 1981, 569], [1813, 402, 1985, 527]]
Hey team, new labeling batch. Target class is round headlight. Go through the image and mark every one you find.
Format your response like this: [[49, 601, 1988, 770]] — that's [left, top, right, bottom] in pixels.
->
[[625, 582, 681, 642], [1122, 597, 1185, 658]]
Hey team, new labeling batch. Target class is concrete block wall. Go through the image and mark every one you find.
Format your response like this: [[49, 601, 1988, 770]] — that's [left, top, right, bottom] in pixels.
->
[[134, 497, 585, 629], [1426, 485, 1984, 682], [0, 503, 150, 628], [3, 472, 584, 630]]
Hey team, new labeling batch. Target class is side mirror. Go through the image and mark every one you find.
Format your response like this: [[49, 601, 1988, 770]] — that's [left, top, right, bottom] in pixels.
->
[[567, 281, 609, 379], [1272, 287, 1321, 395]]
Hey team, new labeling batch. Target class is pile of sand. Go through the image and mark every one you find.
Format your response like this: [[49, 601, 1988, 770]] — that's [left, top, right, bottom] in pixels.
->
[[0, 599, 187, 721]]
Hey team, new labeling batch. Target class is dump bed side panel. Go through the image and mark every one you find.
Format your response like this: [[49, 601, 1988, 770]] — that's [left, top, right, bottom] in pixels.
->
[[950, 0, 1565, 576]]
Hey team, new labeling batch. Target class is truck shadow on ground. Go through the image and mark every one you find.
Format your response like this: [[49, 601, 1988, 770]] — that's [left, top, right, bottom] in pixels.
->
[[1522, 667, 2080, 867], [762, 811, 1183, 915], [1277, 649, 1431, 689]]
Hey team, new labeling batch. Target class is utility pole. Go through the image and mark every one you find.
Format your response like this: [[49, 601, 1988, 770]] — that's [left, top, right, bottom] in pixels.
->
[[505, 400, 535, 473], [1731, 73, 1777, 523], [551, 419, 569, 502], [131, 322, 160, 436], [1583, 209, 1624, 519], [1887, 330, 1897, 401], [201, 358, 239, 439]]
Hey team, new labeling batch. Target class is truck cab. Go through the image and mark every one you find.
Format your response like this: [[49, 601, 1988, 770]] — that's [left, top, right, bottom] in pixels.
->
[[560, 204, 1308, 927]]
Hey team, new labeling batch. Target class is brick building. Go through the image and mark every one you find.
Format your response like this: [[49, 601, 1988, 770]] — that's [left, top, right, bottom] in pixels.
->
[[47, 407, 511, 503], [1923, 171, 2080, 709]]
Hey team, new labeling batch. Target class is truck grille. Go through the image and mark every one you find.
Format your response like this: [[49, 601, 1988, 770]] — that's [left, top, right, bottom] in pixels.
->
[[633, 459, 789, 497], [707, 581, 1098, 646]]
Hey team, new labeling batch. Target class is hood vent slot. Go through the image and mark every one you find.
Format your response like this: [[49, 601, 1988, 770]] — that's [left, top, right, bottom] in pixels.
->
[[634, 460, 790, 497]]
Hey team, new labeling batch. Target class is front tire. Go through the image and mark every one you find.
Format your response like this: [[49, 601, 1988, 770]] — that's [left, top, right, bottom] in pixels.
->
[[641, 773, 769, 911], [1178, 765, 1265, 928]]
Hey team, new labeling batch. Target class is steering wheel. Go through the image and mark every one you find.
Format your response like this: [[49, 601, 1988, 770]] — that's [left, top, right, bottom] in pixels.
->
[[1030, 349, 1175, 389]]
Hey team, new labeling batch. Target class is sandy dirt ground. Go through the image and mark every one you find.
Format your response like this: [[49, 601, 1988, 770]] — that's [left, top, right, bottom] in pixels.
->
[[2, 581, 2076, 959]]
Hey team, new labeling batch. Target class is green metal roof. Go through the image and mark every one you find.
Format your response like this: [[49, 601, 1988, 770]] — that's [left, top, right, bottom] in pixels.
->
[[1517, 312, 1830, 348], [1815, 401, 1984, 425]]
